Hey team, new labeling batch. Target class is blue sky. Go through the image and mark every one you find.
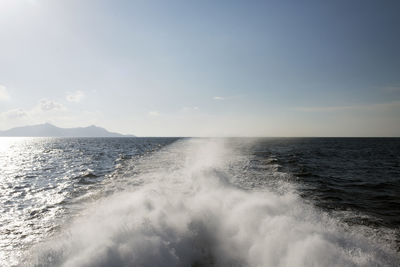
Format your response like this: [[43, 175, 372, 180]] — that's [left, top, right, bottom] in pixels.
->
[[0, 0, 399, 136]]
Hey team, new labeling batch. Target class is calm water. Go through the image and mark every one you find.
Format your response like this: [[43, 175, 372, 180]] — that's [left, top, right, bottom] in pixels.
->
[[0, 137, 399, 266]]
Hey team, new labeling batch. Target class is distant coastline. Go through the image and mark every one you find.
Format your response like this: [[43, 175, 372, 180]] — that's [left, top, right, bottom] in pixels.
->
[[0, 123, 135, 137]]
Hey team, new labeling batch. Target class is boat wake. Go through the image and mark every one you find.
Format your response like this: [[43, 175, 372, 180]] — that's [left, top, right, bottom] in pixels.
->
[[25, 139, 399, 267]]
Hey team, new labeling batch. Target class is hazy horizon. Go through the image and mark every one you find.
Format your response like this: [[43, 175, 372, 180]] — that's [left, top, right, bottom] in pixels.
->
[[2, 122, 400, 138], [1, 0, 399, 137]]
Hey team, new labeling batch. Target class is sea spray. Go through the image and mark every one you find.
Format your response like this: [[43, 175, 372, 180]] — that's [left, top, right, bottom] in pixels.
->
[[24, 139, 399, 267]]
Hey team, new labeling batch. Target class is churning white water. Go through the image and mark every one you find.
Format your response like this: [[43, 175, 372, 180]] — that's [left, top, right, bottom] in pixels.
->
[[24, 139, 398, 267]]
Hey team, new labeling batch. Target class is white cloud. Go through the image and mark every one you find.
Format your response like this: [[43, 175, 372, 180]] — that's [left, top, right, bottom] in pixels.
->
[[295, 101, 400, 112], [148, 111, 160, 117], [182, 106, 199, 112], [0, 85, 10, 101], [381, 84, 400, 92], [1, 108, 28, 119], [66, 90, 85, 103], [213, 95, 244, 101], [296, 105, 355, 112], [39, 99, 65, 111], [1, 98, 66, 123], [0, 99, 73, 130]]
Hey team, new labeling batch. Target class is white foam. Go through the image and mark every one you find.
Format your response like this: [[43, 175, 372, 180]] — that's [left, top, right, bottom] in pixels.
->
[[25, 139, 399, 267]]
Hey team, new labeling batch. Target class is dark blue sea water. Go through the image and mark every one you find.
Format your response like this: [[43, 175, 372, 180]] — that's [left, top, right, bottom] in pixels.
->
[[0, 137, 399, 266]]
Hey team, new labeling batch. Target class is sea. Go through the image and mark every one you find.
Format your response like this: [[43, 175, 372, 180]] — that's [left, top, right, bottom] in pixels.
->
[[0, 137, 399, 266]]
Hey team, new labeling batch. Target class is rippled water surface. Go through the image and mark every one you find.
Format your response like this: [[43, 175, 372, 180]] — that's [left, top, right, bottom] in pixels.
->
[[0, 137, 178, 265], [0, 137, 399, 266]]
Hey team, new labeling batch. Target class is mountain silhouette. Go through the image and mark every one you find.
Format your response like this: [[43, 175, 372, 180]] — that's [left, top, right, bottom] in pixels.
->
[[0, 123, 135, 137]]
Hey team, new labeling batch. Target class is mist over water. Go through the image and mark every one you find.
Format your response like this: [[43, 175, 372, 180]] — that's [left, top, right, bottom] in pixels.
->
[[18, 138, 398, 267]]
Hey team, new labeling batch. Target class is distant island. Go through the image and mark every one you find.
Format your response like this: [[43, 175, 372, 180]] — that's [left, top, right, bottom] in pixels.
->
[[0, 123, 135, 137]]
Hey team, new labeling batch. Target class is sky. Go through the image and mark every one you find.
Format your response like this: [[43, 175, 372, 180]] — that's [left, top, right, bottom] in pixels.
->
[[0, 0, 399, 137]]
